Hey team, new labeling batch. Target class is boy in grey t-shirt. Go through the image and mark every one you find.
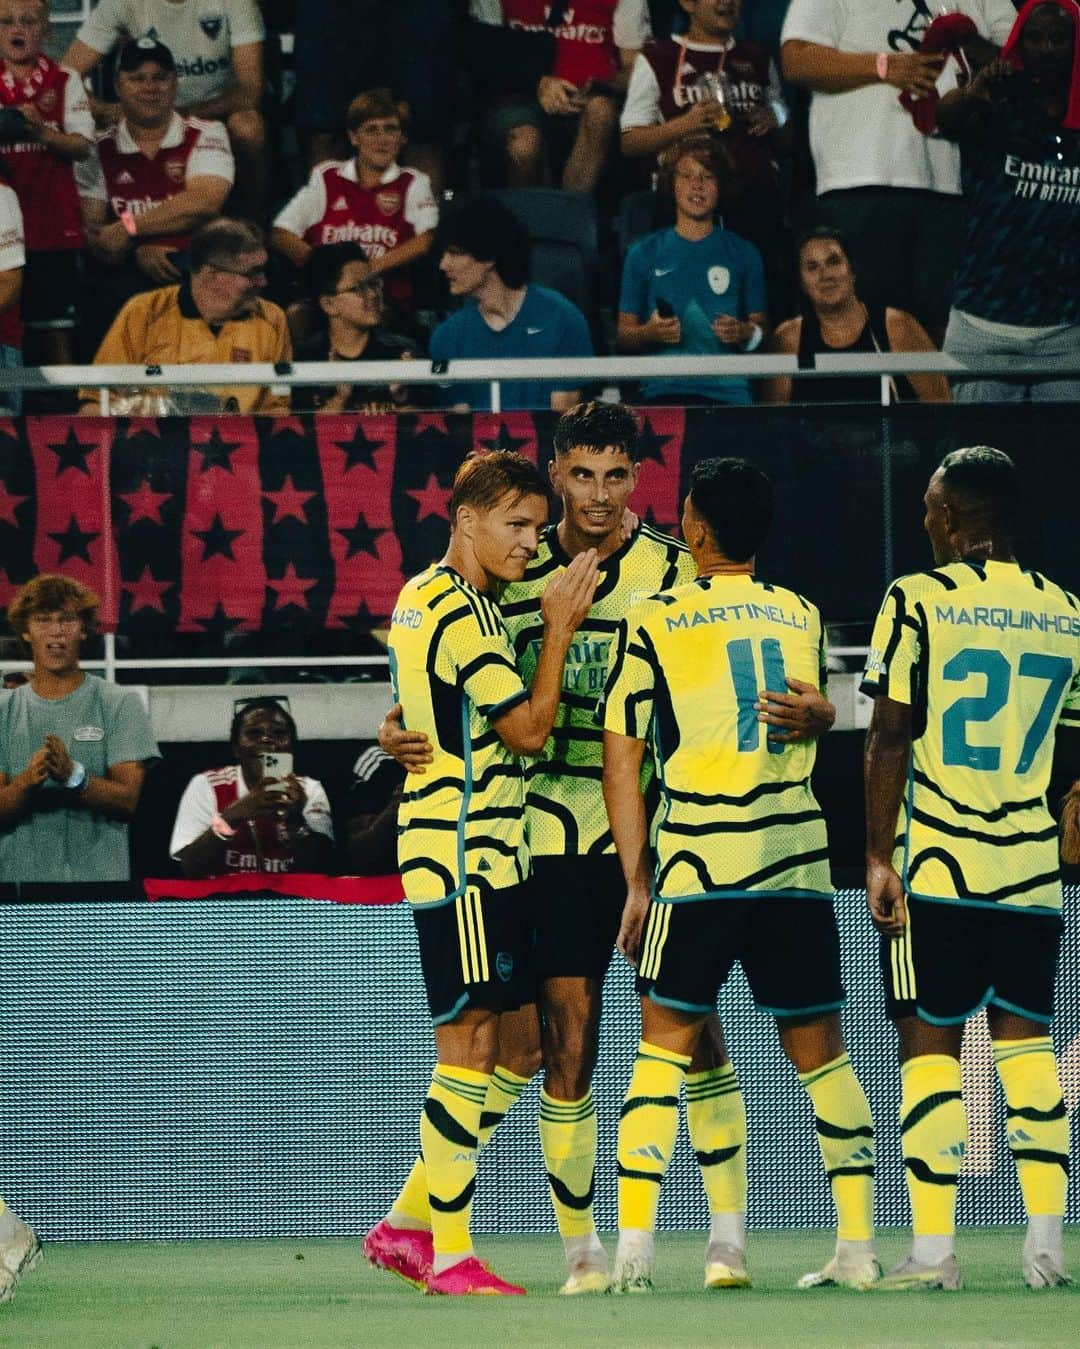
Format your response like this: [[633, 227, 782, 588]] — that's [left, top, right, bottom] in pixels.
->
[[0, 574, 158, 883]]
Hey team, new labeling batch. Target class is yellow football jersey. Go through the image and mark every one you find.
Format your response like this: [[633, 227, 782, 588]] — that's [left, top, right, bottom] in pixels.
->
[[601, 572, 832, 900], [389, 565, 531, 905], [500, 522, 694, 857], [862, 561, 1080, 913]]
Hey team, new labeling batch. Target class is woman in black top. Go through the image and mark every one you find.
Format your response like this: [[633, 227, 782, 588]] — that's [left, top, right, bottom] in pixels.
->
[[762, 228, 950, 404], [295, 241, 424, 412]]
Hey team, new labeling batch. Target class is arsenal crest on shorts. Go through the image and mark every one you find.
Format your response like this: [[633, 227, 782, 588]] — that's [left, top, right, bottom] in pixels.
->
[[376, 191, 401, 217], [164, 157, 185, 184]]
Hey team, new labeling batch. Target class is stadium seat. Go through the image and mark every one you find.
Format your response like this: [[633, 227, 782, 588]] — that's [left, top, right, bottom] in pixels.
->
[[490, 188, 600, 319], [614, 187, 663, 260]]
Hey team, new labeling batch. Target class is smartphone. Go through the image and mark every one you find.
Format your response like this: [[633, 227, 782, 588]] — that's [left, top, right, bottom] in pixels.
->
[[656, 298, 676, 319], [260, 751, 293, 792]]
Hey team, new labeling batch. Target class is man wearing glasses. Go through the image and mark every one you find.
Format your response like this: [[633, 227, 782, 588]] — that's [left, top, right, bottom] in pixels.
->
[[79, 215, 291, 415]]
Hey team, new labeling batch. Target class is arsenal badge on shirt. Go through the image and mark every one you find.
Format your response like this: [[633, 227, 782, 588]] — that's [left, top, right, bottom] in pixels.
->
[[376, 191, 401, 217], [231, 348, 252, 363]]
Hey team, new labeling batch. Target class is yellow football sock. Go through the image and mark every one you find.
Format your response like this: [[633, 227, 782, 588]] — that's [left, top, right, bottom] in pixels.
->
[[798, 1052, 875, 1242], [419, 1063, 489, 1257], [685, 1064, 747, 1216], [539, 1088, 598, 1238], [617, 1041, 691, 1233], [993, 1038, 1069, 1218], [389, 1063, 529, 1229], [900, 1054, 966, 1237]]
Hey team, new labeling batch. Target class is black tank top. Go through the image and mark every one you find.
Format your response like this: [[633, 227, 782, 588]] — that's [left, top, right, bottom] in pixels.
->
[[793, 304, 898, 404]]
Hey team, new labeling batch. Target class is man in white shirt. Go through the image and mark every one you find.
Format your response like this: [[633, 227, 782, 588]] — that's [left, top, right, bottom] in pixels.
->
[[781, 0, 1016, 339], [62, 0, 266, 213]]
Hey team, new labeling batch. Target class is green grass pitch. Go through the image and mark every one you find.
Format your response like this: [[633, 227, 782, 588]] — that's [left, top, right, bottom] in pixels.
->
[[2, 1229, 1079, 1348]]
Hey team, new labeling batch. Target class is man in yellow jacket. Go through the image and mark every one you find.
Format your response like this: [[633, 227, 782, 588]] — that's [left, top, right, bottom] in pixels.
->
[[80, 216, 290, 415]]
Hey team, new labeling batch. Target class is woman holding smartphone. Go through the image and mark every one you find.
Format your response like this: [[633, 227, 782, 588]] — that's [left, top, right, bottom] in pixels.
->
[[169, 697, 335, 877], [616, 133, 768, 405]]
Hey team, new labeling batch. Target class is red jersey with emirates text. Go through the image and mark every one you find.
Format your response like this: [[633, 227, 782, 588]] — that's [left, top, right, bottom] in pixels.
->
[[76, 113, 234, 252], [273, 160, 438, 314], [0, 56, 91, 251], [501, 0, 620, 86], [623, 37, 783, 202]]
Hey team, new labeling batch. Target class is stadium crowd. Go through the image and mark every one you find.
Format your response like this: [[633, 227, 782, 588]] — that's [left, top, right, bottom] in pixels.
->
[[0, 0, 1070, 409]]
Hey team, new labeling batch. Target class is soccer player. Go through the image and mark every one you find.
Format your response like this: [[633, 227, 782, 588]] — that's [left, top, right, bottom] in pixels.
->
[[0, 1200, 39, 1303], [602, 456, 879, 1293], [382, 450, 598, 1296], [369, 407, 835, 1294], [862, 445, 1080, 1291]]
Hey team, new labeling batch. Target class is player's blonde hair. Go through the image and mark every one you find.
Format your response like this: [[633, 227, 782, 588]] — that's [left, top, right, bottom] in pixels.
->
[[448, 452, 547, 527]]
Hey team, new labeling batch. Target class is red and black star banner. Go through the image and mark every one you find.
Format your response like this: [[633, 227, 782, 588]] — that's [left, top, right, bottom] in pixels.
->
[[0, 409, 691, 633]]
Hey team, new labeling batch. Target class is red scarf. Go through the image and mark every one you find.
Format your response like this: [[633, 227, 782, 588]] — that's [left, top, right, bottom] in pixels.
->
[[0, 54, 50, 106], [1002, 0, 1080, 130]]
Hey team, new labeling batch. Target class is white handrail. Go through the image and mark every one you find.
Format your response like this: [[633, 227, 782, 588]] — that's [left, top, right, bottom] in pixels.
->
[[0, 351, 1077, 392]]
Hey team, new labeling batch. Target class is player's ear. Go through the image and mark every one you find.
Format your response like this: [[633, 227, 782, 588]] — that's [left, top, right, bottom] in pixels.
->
[[548, 456, 560, 488]]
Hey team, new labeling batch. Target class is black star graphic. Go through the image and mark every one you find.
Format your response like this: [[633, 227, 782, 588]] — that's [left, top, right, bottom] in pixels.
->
[[337, 512, 381, 560], [47, 428, 95, 477], [340, 600, 387, 652], [334, 423, 388, 473], [635, 416, 677, 466], [194, 602, 243, 637], [479, 423, 530, 455], [48, 515, 99, 563], [194, 427, 243, 473], [192, 513, 244, 561]]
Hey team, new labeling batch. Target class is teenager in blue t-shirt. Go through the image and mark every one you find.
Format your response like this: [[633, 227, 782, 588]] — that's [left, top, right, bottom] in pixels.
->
[[617, 133, 768, 405], [429, 196, 594, 412]]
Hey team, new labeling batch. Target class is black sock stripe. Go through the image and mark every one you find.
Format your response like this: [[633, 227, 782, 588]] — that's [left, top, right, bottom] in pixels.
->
[[428, 1178, 477, 1213], [901, 1091, 963, 1135], [814, 1117, 875, 1141], [619, 1094, 679, 1119], [904, 1157, 959, 1186], [423, 1097, 479, 1150], [547, 1172, 596, 1210], [617, 1164, 663, 1184], [694, 1145, 742, 1167], [826, 1165, 876, 1180], [1011, 1148, 1071, 1174], [1007, 1102, 1067, 1123], [479, 1110, 503, 1132]]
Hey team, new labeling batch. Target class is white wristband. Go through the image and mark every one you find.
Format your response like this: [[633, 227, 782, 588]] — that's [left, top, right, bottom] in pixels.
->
[[64, 760, 87, 791], [740, 323, 764, 353]]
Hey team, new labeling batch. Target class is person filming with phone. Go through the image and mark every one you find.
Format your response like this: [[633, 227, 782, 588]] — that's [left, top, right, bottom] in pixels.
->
[[169, 697, 334, 877]]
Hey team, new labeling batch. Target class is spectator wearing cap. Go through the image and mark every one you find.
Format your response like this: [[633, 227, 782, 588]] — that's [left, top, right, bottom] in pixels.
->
[[294, 242, 425, 414], [0, 573, 159, 884], [0, 0, 93, 370], [76, 38, 234, 358], [79, 216, 290, 416], [271, 88, 438, 332], [428, 194, 593, 411], [62, 0, 267, 214]]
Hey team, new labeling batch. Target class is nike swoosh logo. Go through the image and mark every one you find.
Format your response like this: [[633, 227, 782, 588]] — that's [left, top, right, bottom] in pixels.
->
[[654, 267, 676, 277], [526, 327, 544, 335]]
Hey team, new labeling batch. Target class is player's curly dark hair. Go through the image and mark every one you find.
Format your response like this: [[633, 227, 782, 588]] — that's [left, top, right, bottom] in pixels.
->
[[657, 133, 737, 213], [553, 401, 640, 459], [689, 457, 773, 562], [7, 573, 99, 645]]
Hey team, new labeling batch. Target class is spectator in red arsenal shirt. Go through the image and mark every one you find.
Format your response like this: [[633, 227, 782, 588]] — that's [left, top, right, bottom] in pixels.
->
[[474, 0, 651, 192], [0, 0, 92, 369], [76, 38, 234, 358], [270, 87, 438, 329], [620, 0, 793, 310]]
